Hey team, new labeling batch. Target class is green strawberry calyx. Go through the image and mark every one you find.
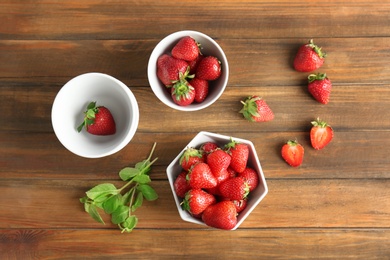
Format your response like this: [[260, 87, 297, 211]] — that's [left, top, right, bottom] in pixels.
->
[[308, 73, 327, 83], [172, 68, 195, 101], [239, 96, 261, 122], [179, 147, 202, 165], [224, 137, 240, 153], [77, 101, 99, 132], [307, 39, 326, 59], [311, 117, 330, 128]]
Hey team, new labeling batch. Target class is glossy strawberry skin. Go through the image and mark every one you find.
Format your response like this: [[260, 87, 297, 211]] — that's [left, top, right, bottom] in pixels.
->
[[207, 149, 232, 184], [189, 78, 209, 103], [240, 96, 274, 122], [219, 177, 249, 201], [174, 171, 191, 198], [188, 54, 203, 74], [187, 162, 217, 189], [281, 140, 304, 167], [182, 189, 216, 215], [225, 140, 249, 173], [308, 73, 332, 104], [157, 54, 189, 86], [179, 147, 204, 171], [171, 36, 200, 62], [238, 167, 259, 192], [196, 56, 221, 81], [202, 200, 237, 230], [310, 118, 334, 150], [293, 39, 326, 72], [170, 81, 195, 106], [86, 107, 116, 135]]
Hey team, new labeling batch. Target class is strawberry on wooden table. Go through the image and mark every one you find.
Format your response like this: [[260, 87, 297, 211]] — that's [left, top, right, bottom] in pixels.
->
[[171, 36, 200, 62], [293, 39, 326, 72], [281, 140, 304, 167], [240, 96, 274, 122], [202, 200, 237, 230], [224, 139, 249, 173], [182, 189, 216, 215], [308, 73, 332, 104], [77, 101, 116, 135], [310, 118, 334, 150], [157, 54, 190, 86]]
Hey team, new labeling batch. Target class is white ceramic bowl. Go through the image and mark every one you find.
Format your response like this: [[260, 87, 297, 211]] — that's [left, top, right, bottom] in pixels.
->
[[166, 131, 268, 230], [147, 30, 229, 111], [51, 73, 139, 158]]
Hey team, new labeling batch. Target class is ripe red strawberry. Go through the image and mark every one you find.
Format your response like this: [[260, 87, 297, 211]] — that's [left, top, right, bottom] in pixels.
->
[[308, 73, 332, 104], [207, 149, 232, 184], [240, 96, 274, 122], [202, 200, 237, 230], [224, 139, 249, 173], [281, 140, 304, 167], [219, 177, 250, 201], [171, 79, 195, 106], [187, 162, 217, 189], [189, 54, 203, 74], [157, 54, 189, 86], [293, 39, 326, 72], [196, 56, 221, 80], [238, 167, 259, 192], [200, 141, 219, 154], [310, 118, 334, 150], [179, 147, 204, 171], [182, 189, 216, 215], [189, 78, 209, 103], [174, 171, 191, 198], [171, 36, 200, 62], [77, 101, 116, 135], [222, 198, 248, 213]]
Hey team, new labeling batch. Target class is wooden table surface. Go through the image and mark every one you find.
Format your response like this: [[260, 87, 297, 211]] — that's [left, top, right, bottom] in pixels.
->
[[1, 1, 389, 259]]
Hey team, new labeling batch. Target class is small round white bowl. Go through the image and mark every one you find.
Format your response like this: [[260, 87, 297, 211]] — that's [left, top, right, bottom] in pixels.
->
[[147, 30, 229, 111], [51, 73, 139, 158], [166, 131, 268, 230]]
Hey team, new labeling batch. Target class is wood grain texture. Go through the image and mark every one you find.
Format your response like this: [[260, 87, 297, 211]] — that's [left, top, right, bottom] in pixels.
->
[[0, 1, 389, 258]]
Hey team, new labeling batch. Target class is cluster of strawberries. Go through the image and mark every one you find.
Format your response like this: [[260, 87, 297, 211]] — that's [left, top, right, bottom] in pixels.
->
[[173, 139, 259, 230], [157, 36, 222, 106]]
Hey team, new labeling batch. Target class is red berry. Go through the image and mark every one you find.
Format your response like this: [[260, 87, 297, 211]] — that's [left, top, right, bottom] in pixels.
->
[[308, 73, 332, 104], [174, 171, 191, 198], [202, 201, 237, 230], [157, 54, 189, 86], [179, 147, 204, 171], [182, 189, 216, 215], [189, 78, 209, 103], [171, 36, 200, 62], [196, 56, 222, 81], [310, 118, 334, 150], [187, 162, 217, 189], [293, 39, 326, 72], [238, 167, 259, 192], [207, 149, 231, 184], [219, 177, 249, 201], [77, 101, 116, 136], [240, 96, 274, 122], [225, 139, 249, 173], [281, 140, 304, 167]]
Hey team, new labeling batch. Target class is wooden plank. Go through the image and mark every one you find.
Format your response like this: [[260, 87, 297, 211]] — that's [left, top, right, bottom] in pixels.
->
[[0, 1, 389, 40], [0, 131, 390, 179], [0, 179, 388, 229], [0, 229, 389, 259], [1, 84, 390, 132], [0, 38, 389, 85]]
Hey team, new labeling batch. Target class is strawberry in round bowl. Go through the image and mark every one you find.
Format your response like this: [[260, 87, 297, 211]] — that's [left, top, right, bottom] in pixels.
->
[[51, 73, 139, 158], [166, 131, 268, 230], [147, 31, 229, 111]]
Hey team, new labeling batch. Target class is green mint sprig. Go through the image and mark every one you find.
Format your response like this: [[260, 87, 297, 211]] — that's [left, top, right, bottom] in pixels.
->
[[80, 142, 159, 233]]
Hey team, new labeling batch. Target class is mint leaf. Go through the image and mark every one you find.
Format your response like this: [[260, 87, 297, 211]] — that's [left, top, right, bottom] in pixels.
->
[[137, 184, 158, 201], [87, 204, 105, 224], [133, 174, 151, 184], [102, 194, 122, 215], [120, 216, 138, 233], [111, 205, 129, 224], [119, 167, 140, 181], [131, 191, 143, 212], [85, 183, 119, 200]]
